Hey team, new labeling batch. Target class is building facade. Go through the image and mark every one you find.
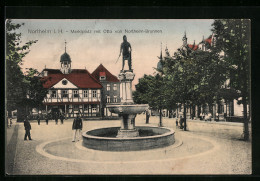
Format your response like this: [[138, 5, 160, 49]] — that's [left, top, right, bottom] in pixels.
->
[[39, 47, 103, 118], [91, 64, 121, 117]]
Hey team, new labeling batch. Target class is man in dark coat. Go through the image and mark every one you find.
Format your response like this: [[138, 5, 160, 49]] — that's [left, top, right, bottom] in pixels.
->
[[72, 114, 83, 142], [24, 117, 32, 140], [60, 113, 64, 124], [55, 113, 58, 125], [37, 115, 40, 125], [45, 114, 49, 125], [145, 110, 150, 124]]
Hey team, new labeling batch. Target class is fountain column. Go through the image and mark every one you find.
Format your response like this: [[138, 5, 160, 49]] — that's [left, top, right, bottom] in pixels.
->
[[116, 70, 139, 138]]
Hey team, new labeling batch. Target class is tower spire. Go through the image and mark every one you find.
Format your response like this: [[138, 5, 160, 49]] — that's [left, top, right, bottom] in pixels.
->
[[65, 40, 67, 53], [182, 31, 187, 46], [160, 42, 162, 60]]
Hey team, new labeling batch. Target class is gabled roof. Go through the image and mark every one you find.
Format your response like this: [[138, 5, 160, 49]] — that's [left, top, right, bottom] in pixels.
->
[[40, 69, 102, 89], [92, 64, 119, 82], [205, 36, 212, 45], [188, 44, 199, 51]]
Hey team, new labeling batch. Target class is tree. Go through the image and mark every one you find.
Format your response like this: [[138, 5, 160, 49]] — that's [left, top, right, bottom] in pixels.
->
[[133, 74, 167, 126], [211, 19, 250, 140], [6, 19, 38, 120], [24, 68, 48, 113], [163, 40, 228, 130]]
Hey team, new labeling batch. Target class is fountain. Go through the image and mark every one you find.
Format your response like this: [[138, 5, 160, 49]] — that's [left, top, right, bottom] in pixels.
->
[[82, 36, 175, 151]]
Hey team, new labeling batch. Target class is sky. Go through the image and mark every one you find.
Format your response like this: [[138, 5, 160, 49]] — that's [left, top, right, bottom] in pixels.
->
[[10, 19, 214, 86]]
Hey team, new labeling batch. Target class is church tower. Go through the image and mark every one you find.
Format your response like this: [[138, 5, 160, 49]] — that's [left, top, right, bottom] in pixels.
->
[[60, 40, 72, 74], [182, 31, 188, 46]]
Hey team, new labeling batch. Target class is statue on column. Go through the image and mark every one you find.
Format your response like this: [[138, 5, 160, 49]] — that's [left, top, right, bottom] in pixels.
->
[[116, 35, 132, 71]]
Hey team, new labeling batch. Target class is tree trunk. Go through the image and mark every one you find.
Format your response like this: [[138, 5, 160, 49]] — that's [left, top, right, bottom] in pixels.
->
[[184, 104, 187, 131], [159, 109, 163, 127], [242, 96, 249, 141]]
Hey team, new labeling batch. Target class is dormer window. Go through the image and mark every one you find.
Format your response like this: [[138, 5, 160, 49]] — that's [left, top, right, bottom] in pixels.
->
[[99, 72, 106, 80], [100, 76, 106, 80]]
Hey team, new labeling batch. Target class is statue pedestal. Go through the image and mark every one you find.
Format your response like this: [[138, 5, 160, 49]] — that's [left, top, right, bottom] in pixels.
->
[[107, 70, 148, 138], [117, 114, 139, 138], [118, 71, 135, 104]]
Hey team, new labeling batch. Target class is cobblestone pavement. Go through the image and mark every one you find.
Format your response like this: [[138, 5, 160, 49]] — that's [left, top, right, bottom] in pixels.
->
[[5, 114, 251, 175]]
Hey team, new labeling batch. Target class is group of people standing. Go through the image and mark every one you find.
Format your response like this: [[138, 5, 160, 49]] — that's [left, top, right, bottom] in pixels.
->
[[36, 113, 65, 125], [199, 112, 213, 121]]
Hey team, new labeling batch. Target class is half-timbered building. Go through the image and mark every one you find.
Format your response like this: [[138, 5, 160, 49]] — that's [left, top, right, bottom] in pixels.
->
[[39, 46, 102, 118]]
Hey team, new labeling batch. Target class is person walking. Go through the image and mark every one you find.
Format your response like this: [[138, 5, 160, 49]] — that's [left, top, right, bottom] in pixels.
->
[[24, 117, 32, 140], [72, 114, 83, 142], [60, 113, 64, 124], [37, 115, 41, 125], [45, 114, 49, 125], [145, 110, 150, 124], [55, 113, 58, 125], [179, 115, 184, 129], [176, 118, 179, 128]]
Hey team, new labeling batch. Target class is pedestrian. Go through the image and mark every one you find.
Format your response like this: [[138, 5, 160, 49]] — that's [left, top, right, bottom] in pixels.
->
[[176, 118, 179, 128], [145, 110, 150, 124], [37, 115, 40, 125], [24, 117, 32, 140], [60, 113, 64, 124], [55, 113, 58, 125], [199, 113, 203, 120], [72, 114, 83, 142], [179, 115, 184, 129], [45, 114, 49, 125], [216, 113, 219, 121], [208, 113, 212, 121]]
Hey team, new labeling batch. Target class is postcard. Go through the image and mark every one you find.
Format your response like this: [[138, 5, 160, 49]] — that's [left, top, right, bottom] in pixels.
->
[[5, 19, 251, 175]]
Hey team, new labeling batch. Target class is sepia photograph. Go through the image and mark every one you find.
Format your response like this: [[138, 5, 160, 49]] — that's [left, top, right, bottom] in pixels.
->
[[5, 19, 251, 175]]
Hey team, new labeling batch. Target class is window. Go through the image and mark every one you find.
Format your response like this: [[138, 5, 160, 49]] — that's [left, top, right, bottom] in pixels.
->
[[83, 90, 88, 98], [114, 96, 117, 103], [107, 96, 110, 103], [73, 90, 79, 98], [51, 90, 57, 98], [107, 84, 110, 91], [62, 80, 68, 85], [113, 84, 117, 90], [92, 90, 97, 98], [100, 76, 106, 80], [62, 90, 68, 98]]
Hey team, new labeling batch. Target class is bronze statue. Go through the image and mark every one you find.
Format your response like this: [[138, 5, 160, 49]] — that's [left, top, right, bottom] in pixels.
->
[[116, 35, 132, 71]]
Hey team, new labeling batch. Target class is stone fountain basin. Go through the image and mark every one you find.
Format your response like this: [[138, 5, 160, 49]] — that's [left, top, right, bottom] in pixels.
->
[[82, 126, 175, 151], [106, 104, 149, 114]]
